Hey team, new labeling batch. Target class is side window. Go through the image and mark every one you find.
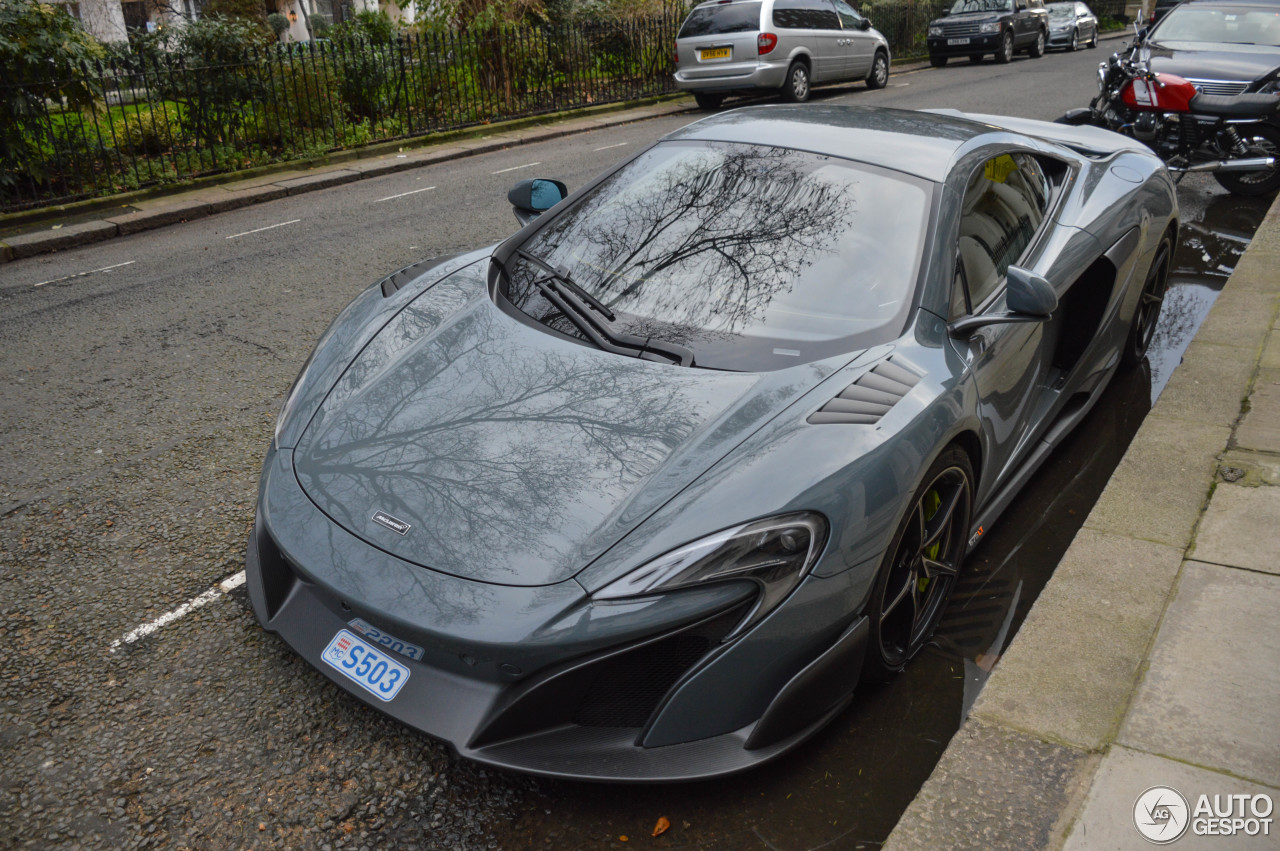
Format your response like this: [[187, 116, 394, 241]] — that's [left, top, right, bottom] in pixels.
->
[[832, 0, 864, 28], [773, 0, 839, 29], [954, 153, 1050, 313]]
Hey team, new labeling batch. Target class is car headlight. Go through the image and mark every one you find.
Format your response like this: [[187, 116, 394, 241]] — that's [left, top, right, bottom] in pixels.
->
[[593, 512, 828, 637], [980, 22, 1001, 32], [1259, 79, 1280, 95], [928, 25, 943, 36]]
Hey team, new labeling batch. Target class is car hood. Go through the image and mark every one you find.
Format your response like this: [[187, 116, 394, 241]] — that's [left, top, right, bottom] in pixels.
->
[[293, 260, 851, 587], [1146, 40, 1280, 83]]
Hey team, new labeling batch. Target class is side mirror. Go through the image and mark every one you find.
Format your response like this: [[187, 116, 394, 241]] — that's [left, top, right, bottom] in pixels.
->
[[948, 266, 1056, 336], [508, 178, 568, 226], [1006, 265, 1058, 315], [858, 17, 872, 30]]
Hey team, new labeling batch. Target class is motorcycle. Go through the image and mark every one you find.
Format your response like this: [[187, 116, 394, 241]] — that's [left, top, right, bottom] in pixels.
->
[[1058, 21, 1280, 197]]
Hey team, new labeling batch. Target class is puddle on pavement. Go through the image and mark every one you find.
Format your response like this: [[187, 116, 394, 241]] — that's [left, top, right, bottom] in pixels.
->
[[494, 182, 1272, 850]]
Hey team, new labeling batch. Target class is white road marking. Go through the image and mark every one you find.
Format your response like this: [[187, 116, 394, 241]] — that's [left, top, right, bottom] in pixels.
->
[[32, 260, 135, 288], [490, 161, 541, 175], [109, 570, 247, 652], [225, 219, 301, 240], [373, 185, 437, 203], [893, 82, 910, 87], [594, 142, 629, 151]]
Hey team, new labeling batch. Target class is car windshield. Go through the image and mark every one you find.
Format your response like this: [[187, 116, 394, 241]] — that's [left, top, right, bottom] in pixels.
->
[[950, 0, 1014, 13], [1047, 2, 1075, 18], [1152, 6, 1280, 46], [678, 1, 762, 37], [500, 141, 932, 372]]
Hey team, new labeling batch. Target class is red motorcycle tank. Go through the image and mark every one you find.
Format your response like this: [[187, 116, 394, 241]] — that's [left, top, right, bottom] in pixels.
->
[[1120, 72, 1198, 112]]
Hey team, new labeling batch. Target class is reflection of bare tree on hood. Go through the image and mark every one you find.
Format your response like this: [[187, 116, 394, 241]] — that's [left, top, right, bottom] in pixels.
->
[[514, 144, 855, 340]]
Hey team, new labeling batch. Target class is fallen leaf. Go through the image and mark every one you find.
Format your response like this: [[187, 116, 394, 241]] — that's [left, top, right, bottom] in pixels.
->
[[619, 836, 629, 843], [652, 817, 670, 837]]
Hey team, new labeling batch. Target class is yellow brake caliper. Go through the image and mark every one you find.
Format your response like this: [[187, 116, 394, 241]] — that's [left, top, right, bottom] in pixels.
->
[[919, 489, 942, 594]]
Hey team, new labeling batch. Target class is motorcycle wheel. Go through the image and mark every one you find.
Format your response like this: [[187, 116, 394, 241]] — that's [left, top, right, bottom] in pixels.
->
[[1214, 124, 1280, 197]]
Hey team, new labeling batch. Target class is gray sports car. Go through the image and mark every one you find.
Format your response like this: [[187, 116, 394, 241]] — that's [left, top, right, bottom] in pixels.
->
[[247, 105, 1176, 781]]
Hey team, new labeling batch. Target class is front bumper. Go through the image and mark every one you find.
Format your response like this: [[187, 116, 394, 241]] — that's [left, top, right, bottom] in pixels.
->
[[1046, 30, 1076, 47], [247, 446, 870, 780], [927, 33, 1003, 57], [674, 62, 789, 94]]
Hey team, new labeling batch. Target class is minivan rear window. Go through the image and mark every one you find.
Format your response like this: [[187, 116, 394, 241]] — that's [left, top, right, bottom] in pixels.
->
[[678, 1, 763, 37]]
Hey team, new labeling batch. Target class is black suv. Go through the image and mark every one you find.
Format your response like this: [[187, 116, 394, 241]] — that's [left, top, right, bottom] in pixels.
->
[[927, 0, 1050, 66]]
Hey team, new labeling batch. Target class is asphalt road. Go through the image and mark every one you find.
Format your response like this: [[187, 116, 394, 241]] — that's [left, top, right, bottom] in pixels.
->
[[0, 36, 1195, 851]]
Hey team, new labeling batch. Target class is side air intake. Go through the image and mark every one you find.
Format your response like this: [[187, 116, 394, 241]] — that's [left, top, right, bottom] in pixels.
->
[[807, 357, 922, 425]]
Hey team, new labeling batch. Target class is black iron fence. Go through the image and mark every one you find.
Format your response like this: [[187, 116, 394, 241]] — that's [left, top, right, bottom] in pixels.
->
[[2, 3, 1138, 213], [1, 16, 680, 212]]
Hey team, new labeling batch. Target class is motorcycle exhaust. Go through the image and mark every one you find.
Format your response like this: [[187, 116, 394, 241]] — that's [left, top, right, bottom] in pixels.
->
[[1168, 157, 1276, 174]]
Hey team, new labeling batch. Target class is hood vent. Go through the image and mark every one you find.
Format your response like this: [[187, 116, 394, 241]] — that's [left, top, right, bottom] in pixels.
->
[[807, 357, 921, 425], [379, 252, 463, 297]]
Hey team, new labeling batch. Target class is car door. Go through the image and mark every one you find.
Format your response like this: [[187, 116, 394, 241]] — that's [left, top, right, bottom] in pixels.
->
[[1078, 3, 1096, 41], [831, 0, 875, 78], [948, 153, 1056, 481], [772, 0, 841, 81]]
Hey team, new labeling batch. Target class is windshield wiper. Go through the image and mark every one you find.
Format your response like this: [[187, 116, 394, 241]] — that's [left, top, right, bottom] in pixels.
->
[[511, 250, 695, 367]]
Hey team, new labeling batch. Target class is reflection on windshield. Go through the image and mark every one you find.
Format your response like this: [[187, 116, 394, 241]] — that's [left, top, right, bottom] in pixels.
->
[[950, 0, 1013, 13], [1155, 7, 1280, 46], [503, 141, 931, 371], [1047, 3, 1075, 18]]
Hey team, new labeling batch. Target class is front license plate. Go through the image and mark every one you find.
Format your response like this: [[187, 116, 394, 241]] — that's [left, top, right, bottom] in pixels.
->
[[321, 629, 409, 702], [699, 46, 731, 60], [948, 37, 970, 45]]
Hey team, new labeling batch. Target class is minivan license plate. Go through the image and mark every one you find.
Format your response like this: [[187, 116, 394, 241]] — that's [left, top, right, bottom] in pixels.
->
[[700, 46, 731, 60], [948, 37, 970, 45], [322, 629, 409, 702]]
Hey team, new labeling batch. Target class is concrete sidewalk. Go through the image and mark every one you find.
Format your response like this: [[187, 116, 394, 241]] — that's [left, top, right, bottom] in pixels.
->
[[886, 196, 1280, 848]]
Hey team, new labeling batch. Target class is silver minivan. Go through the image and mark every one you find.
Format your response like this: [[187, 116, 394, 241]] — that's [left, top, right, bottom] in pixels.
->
[[674, 0, 892, 109]]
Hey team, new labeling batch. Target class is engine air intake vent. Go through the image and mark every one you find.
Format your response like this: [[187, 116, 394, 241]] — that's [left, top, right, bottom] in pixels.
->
[[571, 603, 748, 728], [807, 357, 921, 425]]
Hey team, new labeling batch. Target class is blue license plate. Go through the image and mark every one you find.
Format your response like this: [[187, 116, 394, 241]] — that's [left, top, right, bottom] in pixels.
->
[[321, 629, 409, 702]]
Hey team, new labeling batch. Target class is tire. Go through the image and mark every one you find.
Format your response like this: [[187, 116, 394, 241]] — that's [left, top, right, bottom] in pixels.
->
[[1213, 124, 1280, 197], [1088, 28, 1098, 47], [1029, 28, 1046, 58], [995, 30, 1014, 63], [968, 53, 984, 64], [1121, 232, 1172, 369], [782, 60, 811, 103], [866, 50, 889, 89], [862, 447, 974, 683], [693, 92, 723, 111], [1068, 28, 1078, 51], [929, 52, 947, 68]]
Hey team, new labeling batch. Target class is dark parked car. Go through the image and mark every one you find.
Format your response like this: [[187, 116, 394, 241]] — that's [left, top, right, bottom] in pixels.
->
[[927, 0, 1050, 65], [1046, 1, 1099, 50], [247, 105, 1176, 781], [1143, 0, 1280, 96]]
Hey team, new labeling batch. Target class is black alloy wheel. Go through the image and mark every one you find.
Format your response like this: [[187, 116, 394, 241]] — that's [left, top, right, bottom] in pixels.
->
[[1029, 29, 1046, 58], [783, 60, 811, 102], [866, 51, 889, 89], [863, 447, 974, 682], [995, 30, 1014, 63], [1121, 233, 1172, 368], [1068, 28, 1078, 51], [694, 92, 724, 111], [1214, 124, 1280, 197], [930, 52, 948, 67]]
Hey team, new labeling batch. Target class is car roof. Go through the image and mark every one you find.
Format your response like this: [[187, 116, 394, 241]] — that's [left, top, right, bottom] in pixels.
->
[[664, 105, 1025, 182]]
